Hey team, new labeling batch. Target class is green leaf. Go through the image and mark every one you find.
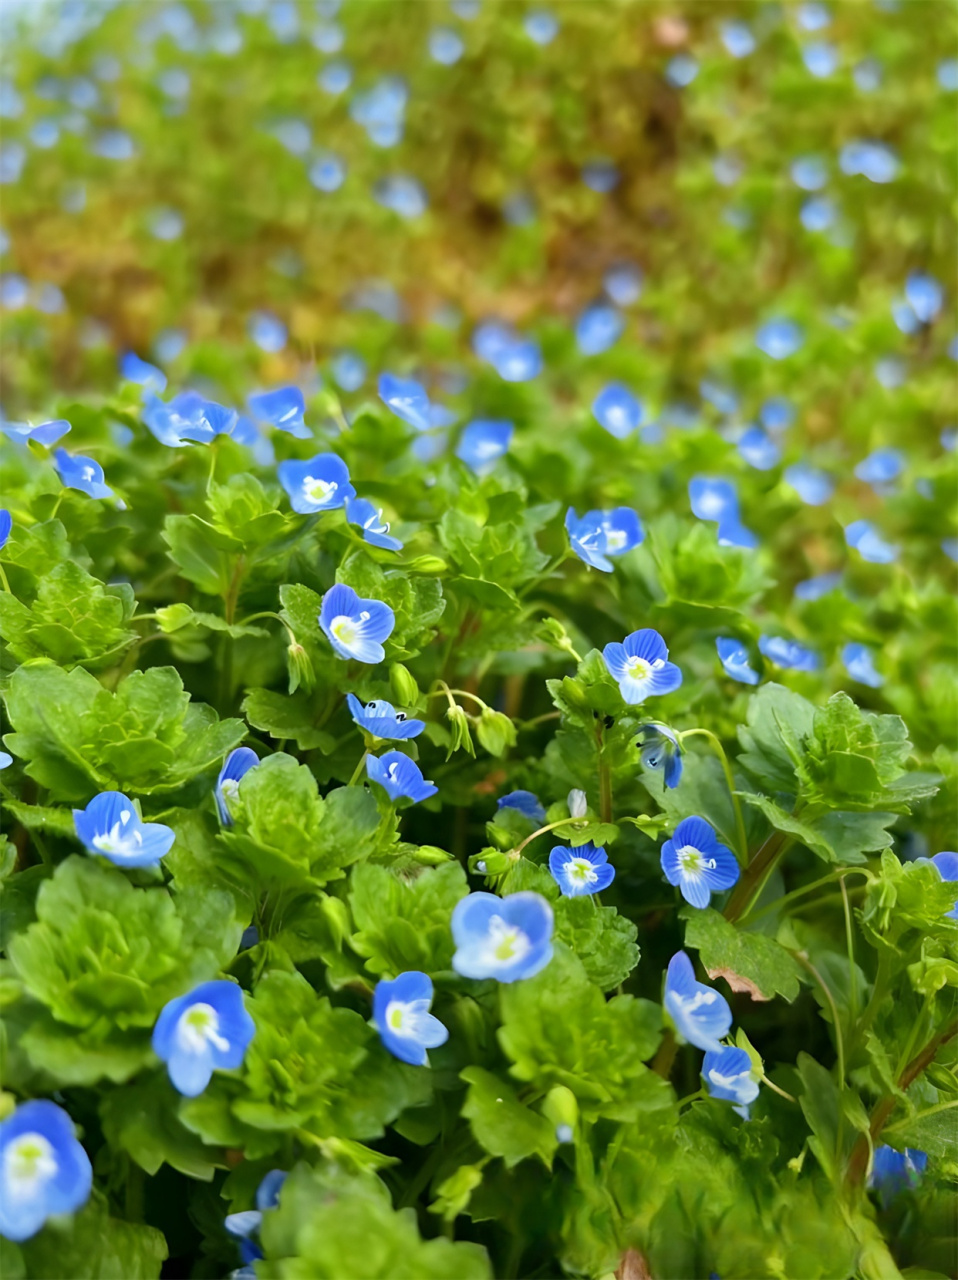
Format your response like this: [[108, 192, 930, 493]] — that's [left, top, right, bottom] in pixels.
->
[[475, 707, 517, 757], [242, 688, 334, 750], [162, 513, 238, 595], [20, 1195, 167, 1280], [0, 561, 137, 668], [737, 683, 816, 795], [348, 862, 468, 976], [461, 1066, 557, 1168], [554, 896, 640, 991], [100, 1076, 223, 1179], [682, 907, 804, 1002], [739, 793, 895, 865]]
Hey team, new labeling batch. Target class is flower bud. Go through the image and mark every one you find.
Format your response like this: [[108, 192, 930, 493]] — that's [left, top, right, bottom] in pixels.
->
[[568, 788, 587, 818], [390, 662, 419, 706], [287, 640, 314, 694], [541, 1085, 578, 1143]]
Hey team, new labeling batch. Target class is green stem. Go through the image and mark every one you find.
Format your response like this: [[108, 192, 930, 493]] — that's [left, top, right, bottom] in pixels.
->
[[724, 831, 792, 924], [0, 563, 10, 592], [596, 719, 613, 824], [517, 549, 572, 600], [651, 1029, 678, 1080], [883, 1099, 958, 1134], [512, 816, 585, 861], [840, 876, 858, 1026], [348, 751, 368, 787], [679, 728, 748, 864], [793, 951, 845, 1089], [748, 867, 872, 924]]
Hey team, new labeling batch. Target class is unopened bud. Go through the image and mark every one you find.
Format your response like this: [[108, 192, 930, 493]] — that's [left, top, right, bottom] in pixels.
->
[[568, 789, 587, 818]]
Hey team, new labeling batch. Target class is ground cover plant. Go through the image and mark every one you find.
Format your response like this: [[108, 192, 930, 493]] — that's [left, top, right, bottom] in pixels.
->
[[0, 1, 956, 1277]]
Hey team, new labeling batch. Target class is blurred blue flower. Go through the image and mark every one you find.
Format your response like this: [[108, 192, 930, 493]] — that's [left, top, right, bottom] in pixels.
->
[[249, 311, 287, 352], [637, 723, 683, 788], [346, 496, 403, 551], [0, 80, 23, 119], [840, 141, 899, 183], [451, 891, 554, 982], [604, 262, 643, 306], [146, 205, 183, 240], [312, 21, 344, 53], [272, 118, 311, 154], [248, 386, 309, 438], [868, 1146, 928, 1206], [845, 519, 899, 564], [503, 191, 536, 226], [939, 58, 958, 91], [225, 1170, 287, 1266], [702, 1046, 759, 1118], [332, 351, 366, 391], [347, 694, 424, 740], [93, 129, 135, 160], [120, 352, 166, 392], [797, 2, 830, 29], [549, 842, 614, 897], [0, 273, 28, 307], [593, 383, 643, 438], [216, 747, 259, 825], [755, 318, 804, 359], [713, 152, 744, 186], [802, 42, 838, 77], [35, 282, 65, 314], [367, 750, 437, 803], [318, 61, 352, 94], [158, 67, 190, 100], [943, 538, 958, 563], [720, 21, 755, 57], [716, 637, 760, 685], [784, 463, 834, 505], [0, 508, 10, 550], [30, 118, 60, 149], [320, 582, 395, 663], [379, 372, 432, 431], [493, 335, 542, 382], [581, 159, 619, 193], [689, 477, 756, 548], [664, 951, 732, 1051], [73, 790, 175, 867], [759, 634, 821, 671], [794, 571, 842, 600], [842, 642, 883, 688], [279, 453, 355, 513], [565, 506, 643, 572], [761, 401, 794, 435], [855, 447, 904, 487], [152, 980, 255, 1097], [309, 152, 346, 192], [661, 815, 739, 909], [456, 419, 513, 472], [737, 427, 780, 471], [930, 852, 958, 920], [700, 379, 739, 416], [603, 628, 682, 704], [874, 355, 906, 389], [905, 272, 943, 324], [854, 58, 882, 92], [374, 971, 448, 1065], [524, 10, 558, 44], [430, 27, 464, 64], [350, 76, 407, 147], [374, 174, 427, 218], [177, 399, 256, 446], [269, 0, 299, 40], [801, 195, 836, 232], [2, 418, 71, 447], [0, 1100, 92, 1243], [576, 302, 624, 355], [154, 328, 186, 363], [666, 54, 698, 87], [0, 143, 26, 184], [53, 448, 113, 499], [497, 791, 546, 824], [452, 0, 480, 17]]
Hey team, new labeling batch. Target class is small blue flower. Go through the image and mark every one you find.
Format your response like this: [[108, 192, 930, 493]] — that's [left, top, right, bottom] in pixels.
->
[[801, 195, 836, 232], [855, 448, 904, 487], [720, 21, 755, 57], [842, 642, 883, 689], [581, 159, 619, 193], [794, 572, 842, 601], [318, 61, 352, 95], [666, 54, 699, 87], [0, 1100, 92, 1242], [72, 791, 175, 868], [0, 508, 10, 551], [378, 372, 432, 431], [312, 21, 343, 53], [904, 273, 943, 324], [760, 398, 794, 432], [332, 352, 366, 391], [755, 318, 804, 360], [173, 399, 256, 447], [868, 1146, 928, 1206], [120, 352, 167, 391], [216, 748, 259, 825], [549, 842, 614, 897], [664, 950, 732, 1052], [758, 634, 821, 672], [309, 152, 346, 192], [845, 519, 900, 564], [700, 380, 739, 416], [249, 311, 287, 353], [716, 637, 761, 686], [346, 694, 424, 741], [373, 970, 448, 1065], [939, 58, 958, 91], [839, 141, 899, 184], [702, 1046, 759, 1118], [930, 852, 958, 920], [802, 41, 838, 77], [148, 207, 184, 240], [492, 336, 542, 383], [319, 583, 395, 663], [366, 750, 437, 803], [456, 419, 513, 472], [497, 791, 547, 824], [345, 497, 403, 551], [53, 448, 113, 500], [374, 174, 427, 219], [603, 262, 642, 306], [661, 816, 739, 909], [247, 386, 309, 438], [874, 355, 907, 389], [593, 384, 643, 438], [152, 980, 255, 1097], [93, 128, 135, 160], [429, 27, 464, 64], [797, 2, 830, 30], [350, 76, 407, 147], [451, 891, 554, 982], [637, 723, 683, 788], [713, 152, 743, 186], [565, 507, 643, 572], [576, 302, 624, 356], [737, 427, 780, 471], [603, 629, 683, 704], [278, 453, 355, 513], [854, 58, 882, 92], [524, 9, 558, 44], [689, 476, 738, 524], [1, 418, 71, 446], [784, 463, 834, 506], [225, 1170, 286, 1266]]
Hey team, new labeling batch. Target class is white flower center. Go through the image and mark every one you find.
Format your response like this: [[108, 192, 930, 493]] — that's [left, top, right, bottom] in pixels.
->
[[675, 988, 719, 1015], [708, 1067, 747, 1090], [698, 491, 725, 518], [566, 857, 598, 886], [678, 844, 716, 876], [385, 998, 430, 1039], [4, 1133, 57, 1200], [305, 476, 337, 504], [484, 914, 531, 965], [175, 1002, 230, 1055], [331, 615, 358, 646], [626, 656, 653, 680], [92, 808, 143, 857], [604, 527, 627, 553], [364, 509, 389, 534], [81, 465, 96, 482]]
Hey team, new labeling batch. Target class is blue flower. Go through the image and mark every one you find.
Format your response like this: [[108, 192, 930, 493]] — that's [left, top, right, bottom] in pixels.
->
[[0, 1100, 92, 1242], [278, 453, 355, 513], [720, 20, 756, 57], [576, 302, 624, 356], [374, 175, 427, 219], [700, 379, 739, 416], [737, 427, 780, 471], [177, 399, 257, 447], [603, 262, 642, 306], [702, 1046, 759, 1118], [93, 128, 135, 160], [845, 519, 899, 564], [689, 476, 738, 524], [319, 583, 395, 663], [839, 141, 899, 184], [581, 159, 619, 193], [120, 351, 167, 392], [868, 1146, 928, 1206], [152, 980, 255, 1098], [593, 384, 643, 438], [378, 372, 432, 431], [456, 419, 513, 472], [565, 507, 643, 572], [854, 58, 882, 92], [142, 390, 202, 447], [784, 463, 834, 505], [842, 642, 883, 689], [801, 195, 836, 232], [663, 951, 732, 1051], [373, 970, 449, 1065], [794, 572, 842, 601], [661, 816, 739, 909], [216, 748, 259, 825], [666, 54, 699, 87], [73, 790, 176, 868], [312, 21, 343, 53], [350, 76, 407, 147], [1, 418, 71, 446], [797, 2, 830, 30], [309, 153, 346, 192], [346, 694, 424, 741], [905, 273, 943, 324], [930, 852, 958, 920], [549, 842, 615, 897], [367, 751, 437, 804], [345, 498, 402, 552], [755, 318, 804, 360], [493, 336, 542, 383], [716, 637, 761, 686], [0, 508, 9, 551], [758, 634, 820, 672], [318, 61, 352, 94], [331, 352, 366, 391], [249, 311, 287, 353], [225, 1170, 287, 1266], [451, 891, 554, 982], [247, 386, 309, 438], [429, 27, 464, 64], [802, 41, 838, 77], [497, 790, 547, 824], [603, 629, 683, 704], [524, 10, 558, 44], [53, 449, 113, 500], [637, 723, 683, 788], [855, 448, 904, 488]]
